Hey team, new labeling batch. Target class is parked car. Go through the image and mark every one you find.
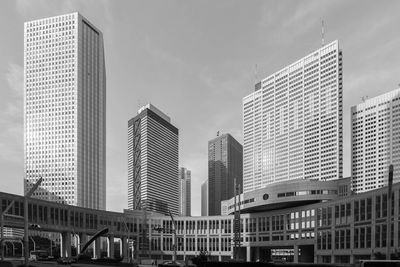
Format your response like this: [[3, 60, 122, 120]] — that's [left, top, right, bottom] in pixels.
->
[[29, 250, 49, 261], [57, 257, 77, 265]]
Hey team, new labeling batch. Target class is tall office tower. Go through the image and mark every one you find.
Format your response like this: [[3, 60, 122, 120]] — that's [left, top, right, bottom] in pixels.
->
[[208, 133, 243, 216], [24, 12, 106, 209], [179, 167, 191, 216], [243, 40, 343, 193], [351, 88, 400, 193], [201, 180, 208, 216], [128, 104, 179, 215]]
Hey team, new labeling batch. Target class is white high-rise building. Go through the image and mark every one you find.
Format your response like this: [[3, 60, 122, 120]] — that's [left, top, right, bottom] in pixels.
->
[[179, 167, 191, 216], [24, 12, 106, 209], [351, 88, 400, 193], [243, 40, 343, 193], [128, 104, 179, 216]]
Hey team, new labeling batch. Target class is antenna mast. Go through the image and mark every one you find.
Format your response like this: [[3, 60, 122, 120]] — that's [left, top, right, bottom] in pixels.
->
[[255, 64, 258, 84], [321, 19, 325, 46]]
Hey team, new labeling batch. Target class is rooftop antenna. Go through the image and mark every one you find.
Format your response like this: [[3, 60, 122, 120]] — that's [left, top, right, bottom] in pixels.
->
[[362, 96, 368, 102], [321, 19, 325, 46], [255, 64, 258, 84]]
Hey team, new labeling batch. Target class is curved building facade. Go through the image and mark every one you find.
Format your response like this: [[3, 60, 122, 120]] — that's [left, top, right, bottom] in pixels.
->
[[221, 178, 351, 215], [1, 180, 398, 264]]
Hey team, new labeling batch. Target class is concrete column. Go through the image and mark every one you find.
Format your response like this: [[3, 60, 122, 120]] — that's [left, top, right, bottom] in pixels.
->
[[108, 235, 114, 258], [61, 232, 71, 258], [246, 246, 250, 262], [11, 242, 15, 257], [194, 234, 197, 252], [371, 196, 376, 258], [394, 190, 399, 249], [120, 237, 127, 259], [76, 234, 81, 253], [60, 233, 64, 258], [255, 247, 260, 262], [94, 238, 101, 259], [294, 244, 299, 263]]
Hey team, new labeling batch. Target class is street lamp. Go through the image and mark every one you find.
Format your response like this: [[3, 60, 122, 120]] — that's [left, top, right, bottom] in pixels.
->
[[1, 177, 42, 265], [152, 211, 178, 264], [30, 237, 36, 252], [122, 218, 131, 263], [24, 178, 43, 266]]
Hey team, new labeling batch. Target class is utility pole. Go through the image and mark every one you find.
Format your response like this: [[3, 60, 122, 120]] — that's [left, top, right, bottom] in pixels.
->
[[387, 164, 394, 260], [168, 210, 177, 263]]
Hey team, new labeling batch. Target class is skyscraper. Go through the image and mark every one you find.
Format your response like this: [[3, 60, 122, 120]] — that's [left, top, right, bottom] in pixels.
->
[[208, 133, 243, 216], [24, 12, 106, 209], [179, 167, 191, 216], [128, 104, 179, 215], [201, 180, 208, 216], [243, 40, 343, 193], [351, 88, 400, 193]]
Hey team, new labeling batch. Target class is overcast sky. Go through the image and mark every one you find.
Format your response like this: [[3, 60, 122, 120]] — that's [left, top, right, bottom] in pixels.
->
[[0, 0, 399, 215]]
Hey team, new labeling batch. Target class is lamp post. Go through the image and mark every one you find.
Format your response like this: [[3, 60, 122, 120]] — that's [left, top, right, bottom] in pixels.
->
[[29, 237, 36, 252], [168, 210, 177, 263], [152, 217, 179, 263], [24, 177, 43, 266], [122, 218, 131, 263]]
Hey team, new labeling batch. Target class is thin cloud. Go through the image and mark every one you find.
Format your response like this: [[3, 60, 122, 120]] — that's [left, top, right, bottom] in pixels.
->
[[5, 63, 23, 97], [15, 0, 74, 17], [346, 68, 400, 99], [144, 36, 187, 69], [0, 62, 24, 163]]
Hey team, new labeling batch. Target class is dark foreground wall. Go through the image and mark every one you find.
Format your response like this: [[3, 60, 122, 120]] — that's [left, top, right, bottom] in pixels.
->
[[197, 262, 353, 267]]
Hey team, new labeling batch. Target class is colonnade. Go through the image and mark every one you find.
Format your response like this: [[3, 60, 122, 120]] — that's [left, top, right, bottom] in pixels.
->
[[59, 232, 129, 260]]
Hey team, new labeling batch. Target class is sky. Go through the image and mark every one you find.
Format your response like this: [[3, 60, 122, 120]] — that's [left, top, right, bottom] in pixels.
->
[[0, 0, 399, 215]]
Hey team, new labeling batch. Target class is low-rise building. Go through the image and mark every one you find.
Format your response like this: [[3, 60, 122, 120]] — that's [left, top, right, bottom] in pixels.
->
[[0, 177, 398, 264]]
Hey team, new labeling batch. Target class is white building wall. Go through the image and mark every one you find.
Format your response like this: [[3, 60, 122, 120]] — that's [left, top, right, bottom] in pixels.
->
[[243, 41, 343, 193], [24, 12, 106, 209], [351, 88, 400, 193]]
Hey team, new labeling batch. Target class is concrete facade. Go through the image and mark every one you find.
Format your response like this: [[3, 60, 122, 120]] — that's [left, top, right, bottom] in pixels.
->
[[1, 179, 399, 263], [128, 104, 179, 216], [201, 180, 208, 216], [179, 167, 191, 216], [208, 134, 243, 216]]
